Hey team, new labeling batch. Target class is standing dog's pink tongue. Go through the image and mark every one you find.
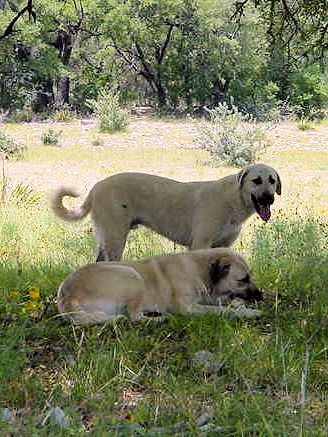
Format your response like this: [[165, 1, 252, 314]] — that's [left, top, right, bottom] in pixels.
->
[[258, 205, 271, 222]]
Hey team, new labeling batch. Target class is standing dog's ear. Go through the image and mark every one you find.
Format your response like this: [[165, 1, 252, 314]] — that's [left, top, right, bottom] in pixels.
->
[[237, 167, 249, 187], [209, 260, 230, 284], [275, 171, 282, 195]]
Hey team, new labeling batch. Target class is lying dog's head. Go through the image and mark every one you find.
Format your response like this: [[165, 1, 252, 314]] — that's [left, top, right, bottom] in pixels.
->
[[208, 250, 262, 303], [237, 163, 281, 222]]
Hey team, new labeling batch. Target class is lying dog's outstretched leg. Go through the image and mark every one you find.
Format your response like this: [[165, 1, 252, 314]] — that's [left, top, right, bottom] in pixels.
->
[[189, 303, 262, 319]]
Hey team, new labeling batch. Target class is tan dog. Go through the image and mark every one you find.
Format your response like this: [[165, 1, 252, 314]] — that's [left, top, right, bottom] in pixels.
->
[[57, 248, 262, 325], [51, 163, 281, 261]]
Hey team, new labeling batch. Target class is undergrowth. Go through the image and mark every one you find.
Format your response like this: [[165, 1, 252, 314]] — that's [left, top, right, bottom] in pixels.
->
[[0, 193, 327, 436]]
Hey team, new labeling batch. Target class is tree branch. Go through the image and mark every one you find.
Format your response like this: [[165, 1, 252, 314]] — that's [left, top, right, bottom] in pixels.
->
[[0, 0, 36, 40], [156, 23, 174, 64]]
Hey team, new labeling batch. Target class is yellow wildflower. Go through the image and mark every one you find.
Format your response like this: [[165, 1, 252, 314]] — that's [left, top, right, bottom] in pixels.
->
[[29, 288, 41, 300], [24, 301, 38, 311], [9, 290, 21, 299], [124, 413, 135, 423]]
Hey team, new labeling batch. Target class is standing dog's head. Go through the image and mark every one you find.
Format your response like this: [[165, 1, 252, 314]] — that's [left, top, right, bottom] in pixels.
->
[[207, 249, 262, 303], [237, 163, 281, 222]]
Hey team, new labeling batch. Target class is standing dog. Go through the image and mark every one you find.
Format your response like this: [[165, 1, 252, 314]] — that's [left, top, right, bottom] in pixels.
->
[[51, 163, 281, 261], [57, 248, 262, 325]]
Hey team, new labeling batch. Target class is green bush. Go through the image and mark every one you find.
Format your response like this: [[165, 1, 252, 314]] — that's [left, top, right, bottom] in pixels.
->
[[250, 216, 328, 303], [9, 109, 33, 123], [290, 65, 328, 116], [41, 128, 62, 145], [195, 103, 271, 167], [0, 130, 25, 159], [88, 89, 129, 133]]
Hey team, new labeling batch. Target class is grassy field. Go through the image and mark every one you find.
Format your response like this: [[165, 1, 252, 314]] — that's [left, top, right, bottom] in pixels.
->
[[0, 116, 327, 436]]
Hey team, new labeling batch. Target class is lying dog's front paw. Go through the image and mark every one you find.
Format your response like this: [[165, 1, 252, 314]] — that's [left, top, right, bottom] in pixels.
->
[[229, 299, 262, 319]]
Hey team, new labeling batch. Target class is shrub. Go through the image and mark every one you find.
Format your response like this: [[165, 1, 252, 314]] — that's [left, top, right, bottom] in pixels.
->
[[297, 119, 314, 131], [290, 65, 328, 116], [41, 128, 62, 145], [9, 109, 33, 123], [52, 104, 76, 122], [87, 89, 129, 133], [91, 137, 105, 147], [195, 103, 271, 167], [250, 216, 328, 303], [0, 130, 25, 159]]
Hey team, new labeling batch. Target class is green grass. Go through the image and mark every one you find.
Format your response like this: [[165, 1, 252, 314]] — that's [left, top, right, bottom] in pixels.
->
[[0, 196, 327, 436], [0, 116, 328, 435]]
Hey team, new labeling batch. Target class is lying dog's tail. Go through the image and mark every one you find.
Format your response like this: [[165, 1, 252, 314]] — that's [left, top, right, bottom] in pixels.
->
[[51, 187, 91, 222]]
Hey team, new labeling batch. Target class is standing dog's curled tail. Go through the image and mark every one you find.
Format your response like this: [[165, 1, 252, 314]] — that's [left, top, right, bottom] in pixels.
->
[[51, 187, 92, 222]]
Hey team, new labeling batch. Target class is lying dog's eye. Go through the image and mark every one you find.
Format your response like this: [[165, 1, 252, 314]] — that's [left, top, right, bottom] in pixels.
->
[[238, 274, 250, 284], [269, 176, 276, 184], [252, 177, 262, 185]]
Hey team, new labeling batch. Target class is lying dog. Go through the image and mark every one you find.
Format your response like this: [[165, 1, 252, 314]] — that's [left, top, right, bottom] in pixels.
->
[[51, 163, 281, 261], [57, 248, 262, 325]]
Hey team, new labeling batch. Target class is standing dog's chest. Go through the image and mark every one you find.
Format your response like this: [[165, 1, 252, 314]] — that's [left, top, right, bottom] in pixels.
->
[[211, 223, 241, 247]]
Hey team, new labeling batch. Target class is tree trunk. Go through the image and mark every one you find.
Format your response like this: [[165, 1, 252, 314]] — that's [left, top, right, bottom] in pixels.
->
[[155, 79, 167, 108], [32, 80, 54, 112], [54, 27, 75, 106], [211, 78, 231, 106], [56, 76, 70, 105]]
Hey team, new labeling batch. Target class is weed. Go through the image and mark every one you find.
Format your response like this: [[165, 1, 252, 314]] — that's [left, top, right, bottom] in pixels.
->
[[52, 104, 76, 122], [297, 119, 314, 131], [41, 128, 62, 145], [0, 130, 25, 159], [91, 137, 105, 147]]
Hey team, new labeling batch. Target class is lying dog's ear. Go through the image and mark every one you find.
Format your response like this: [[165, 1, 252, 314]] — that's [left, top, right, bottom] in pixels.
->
[[209, 260, 230, 284], [275, 171, 282, 195], [237, 168, 249, 187]]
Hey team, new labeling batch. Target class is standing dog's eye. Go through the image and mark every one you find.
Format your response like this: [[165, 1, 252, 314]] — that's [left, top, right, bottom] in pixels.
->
[[269, 176, 276, 184], [252, 177, 262, 185]]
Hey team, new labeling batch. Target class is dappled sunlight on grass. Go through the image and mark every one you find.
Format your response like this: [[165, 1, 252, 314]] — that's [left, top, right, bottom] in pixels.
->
[[0, 117, 328, 434]]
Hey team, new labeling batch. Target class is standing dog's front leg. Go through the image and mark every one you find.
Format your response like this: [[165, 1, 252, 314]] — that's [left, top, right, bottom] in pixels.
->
[[190, 223, 215, 250], [189, 303, 262, 319]]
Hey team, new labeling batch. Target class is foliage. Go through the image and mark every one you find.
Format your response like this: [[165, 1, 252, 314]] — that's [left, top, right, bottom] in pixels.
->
[[9, 109, 34, 123], [290, 65, 328, 116], [52, 105, 76, 122], [297, 119, 314, 131], [41, 128, 62, 145], [195, 103, 271, 167], [250, 216, 328, 302], [0, 130, 25, 160], [91, 137, 105, 147], [0, 0, 327, 116], [87, 89, 129, 133]]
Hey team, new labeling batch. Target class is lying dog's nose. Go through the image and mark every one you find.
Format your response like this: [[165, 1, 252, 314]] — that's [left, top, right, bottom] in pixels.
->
[[245, 286, 263, 302]]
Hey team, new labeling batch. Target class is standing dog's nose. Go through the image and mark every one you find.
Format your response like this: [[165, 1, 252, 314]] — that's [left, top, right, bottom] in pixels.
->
[[259, 192, 274, 205]]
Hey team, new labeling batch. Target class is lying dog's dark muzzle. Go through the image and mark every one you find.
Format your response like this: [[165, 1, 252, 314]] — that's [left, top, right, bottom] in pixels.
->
[[226, 286, 263, 303], [244, 286, 263, 303]]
